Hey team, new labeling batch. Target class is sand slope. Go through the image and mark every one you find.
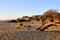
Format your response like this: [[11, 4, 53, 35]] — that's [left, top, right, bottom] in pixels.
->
[[0, 22, 60, 40]]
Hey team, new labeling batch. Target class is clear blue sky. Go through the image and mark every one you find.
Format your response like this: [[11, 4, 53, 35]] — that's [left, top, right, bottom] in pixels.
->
[[0, 0, 60, 20]]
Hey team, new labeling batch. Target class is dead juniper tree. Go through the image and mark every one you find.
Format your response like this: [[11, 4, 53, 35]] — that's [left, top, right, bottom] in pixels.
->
[[36, 9, 60, 31]]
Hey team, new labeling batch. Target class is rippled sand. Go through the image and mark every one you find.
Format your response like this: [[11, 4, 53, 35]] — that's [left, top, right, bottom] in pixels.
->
[[0, 30, 60, 40]]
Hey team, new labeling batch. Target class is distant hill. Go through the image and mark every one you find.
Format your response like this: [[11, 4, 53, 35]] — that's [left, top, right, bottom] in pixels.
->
[[8, 20, 17, 23]]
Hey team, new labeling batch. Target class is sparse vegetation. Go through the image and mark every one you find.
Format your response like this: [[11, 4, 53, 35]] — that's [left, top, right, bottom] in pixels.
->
[[16, 15, 41, 22], [6, 9, 60, 31]]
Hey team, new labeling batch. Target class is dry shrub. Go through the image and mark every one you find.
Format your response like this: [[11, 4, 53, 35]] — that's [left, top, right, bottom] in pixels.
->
[[41, 9, 60, 23]]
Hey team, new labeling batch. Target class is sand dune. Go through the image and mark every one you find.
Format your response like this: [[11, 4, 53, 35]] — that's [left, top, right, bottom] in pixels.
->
[[0, 22, 60, 40]]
